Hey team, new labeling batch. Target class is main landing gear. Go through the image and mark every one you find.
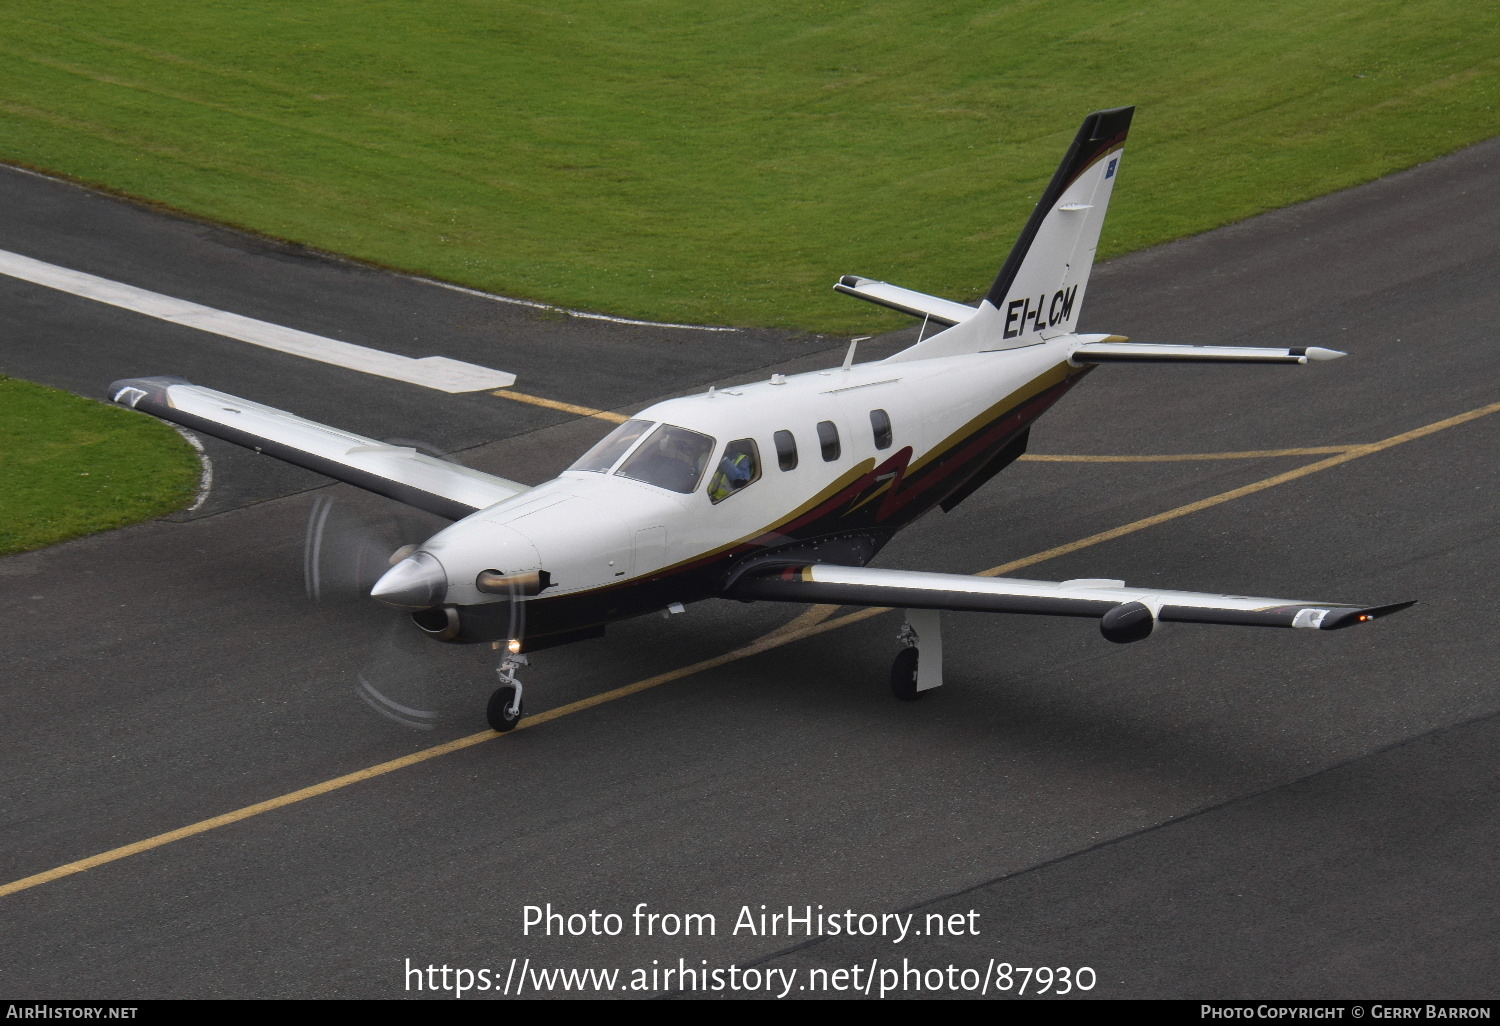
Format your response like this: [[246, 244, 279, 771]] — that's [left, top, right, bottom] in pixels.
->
[[891, 609, 944, 702], [488, 653, 528, 732]]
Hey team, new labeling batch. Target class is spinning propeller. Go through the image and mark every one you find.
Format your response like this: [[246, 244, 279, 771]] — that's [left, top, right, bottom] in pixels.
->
[[300, 473, 516, 730]]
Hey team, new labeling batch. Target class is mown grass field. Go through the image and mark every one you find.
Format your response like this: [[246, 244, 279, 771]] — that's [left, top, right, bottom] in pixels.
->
[[0, 2, 1494, 554], [0, 377, 200, 555], [0, 1, 1494, 332]]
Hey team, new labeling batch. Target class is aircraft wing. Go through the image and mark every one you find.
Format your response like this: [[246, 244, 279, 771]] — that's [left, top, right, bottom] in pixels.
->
[[832, 276, 978, 326], [109, 376, 529, 520], [730, 563, 1412, 640]]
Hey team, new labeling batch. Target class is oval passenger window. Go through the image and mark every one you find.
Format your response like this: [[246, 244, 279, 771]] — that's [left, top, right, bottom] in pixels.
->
[[774, 429, 798, 471], [817, 420, 840, 462]]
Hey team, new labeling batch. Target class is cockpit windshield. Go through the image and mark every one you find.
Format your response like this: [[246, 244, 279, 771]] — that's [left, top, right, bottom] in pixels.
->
[[569, 418, 653, 474], [615, 424, 715, 494]]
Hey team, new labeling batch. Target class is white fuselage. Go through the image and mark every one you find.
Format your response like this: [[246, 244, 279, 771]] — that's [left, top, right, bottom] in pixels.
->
[[409, 334, 1100, 644]]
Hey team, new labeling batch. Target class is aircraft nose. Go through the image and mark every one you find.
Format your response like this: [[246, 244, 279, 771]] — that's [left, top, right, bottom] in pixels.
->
[[370, 551, 449, 608]]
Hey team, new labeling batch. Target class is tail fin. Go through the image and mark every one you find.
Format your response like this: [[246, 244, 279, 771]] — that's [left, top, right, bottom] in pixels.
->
[[888, 106, 1133, 363]]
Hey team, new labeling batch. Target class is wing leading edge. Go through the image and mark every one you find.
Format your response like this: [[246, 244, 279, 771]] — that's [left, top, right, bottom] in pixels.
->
[[109, 377, 529, 520], [731, 563, 1412, 639]]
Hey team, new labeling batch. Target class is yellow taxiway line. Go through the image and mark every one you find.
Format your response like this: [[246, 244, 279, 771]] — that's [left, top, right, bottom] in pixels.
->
[[490, 389, 630, 422], [1019, 446, 1359, 462], [3, 398, 1496, 902]]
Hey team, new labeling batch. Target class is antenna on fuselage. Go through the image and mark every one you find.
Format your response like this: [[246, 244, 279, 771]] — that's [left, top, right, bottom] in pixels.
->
[[842, 336, 870, 372]]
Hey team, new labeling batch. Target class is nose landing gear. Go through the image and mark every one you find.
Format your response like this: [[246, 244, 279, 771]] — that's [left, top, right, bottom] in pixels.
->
[[488, 653, 528, 732], [891, 609, 944, 702]]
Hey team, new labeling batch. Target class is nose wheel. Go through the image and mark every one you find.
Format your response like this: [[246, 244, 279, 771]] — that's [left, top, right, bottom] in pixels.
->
[[488, 655, 527, 732]]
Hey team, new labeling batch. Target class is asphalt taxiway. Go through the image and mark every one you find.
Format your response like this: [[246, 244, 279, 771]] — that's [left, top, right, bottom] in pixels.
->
[[0, 138, 1495, 999]]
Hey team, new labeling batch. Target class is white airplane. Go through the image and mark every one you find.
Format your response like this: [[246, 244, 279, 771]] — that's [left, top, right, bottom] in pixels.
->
[[110, 107, 1412, 732]]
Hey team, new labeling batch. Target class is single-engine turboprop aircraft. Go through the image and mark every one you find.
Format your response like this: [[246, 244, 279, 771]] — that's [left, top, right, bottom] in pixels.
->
[[110, 107, 1413, 731]]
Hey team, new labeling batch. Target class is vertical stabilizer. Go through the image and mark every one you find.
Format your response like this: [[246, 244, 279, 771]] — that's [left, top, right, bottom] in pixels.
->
[[887, 106, 1133, 363]]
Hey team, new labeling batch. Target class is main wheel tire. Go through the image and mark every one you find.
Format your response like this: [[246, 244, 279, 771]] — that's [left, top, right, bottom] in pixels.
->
[[487, 685, 524, 732], [890, 647, 922, 702]]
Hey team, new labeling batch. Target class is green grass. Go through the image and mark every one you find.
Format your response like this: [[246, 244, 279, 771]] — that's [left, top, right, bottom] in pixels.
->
[[0, 377, 200, 555], [1, 3, 1495, 554], [0, 2, 1492, 333]]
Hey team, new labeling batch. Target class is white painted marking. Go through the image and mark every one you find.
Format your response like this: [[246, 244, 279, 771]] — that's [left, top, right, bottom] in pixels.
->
[[0, 247, 517, 393], [169, 426, 214, 512], [424, 278, 740, 332], [6, 164, 69, 184]]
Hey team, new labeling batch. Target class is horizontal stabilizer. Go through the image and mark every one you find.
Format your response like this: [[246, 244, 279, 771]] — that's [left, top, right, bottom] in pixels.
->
[[109, 377, 529, 520], [833, 276, 978, 327], [1071, 341, 1346, 365], [731, 563, 1411, 635]]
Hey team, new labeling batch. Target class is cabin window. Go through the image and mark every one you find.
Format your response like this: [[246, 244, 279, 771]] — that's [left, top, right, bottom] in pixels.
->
[[870, 409, 893, 450], [569, 418, 653, 474], [773, 429, 798, 471], [615, 423, 715, 493], [708, 438, 762, 504], [817, 420, 841, 462]]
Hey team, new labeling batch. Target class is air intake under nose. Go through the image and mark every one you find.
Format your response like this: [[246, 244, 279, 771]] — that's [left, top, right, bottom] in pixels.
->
[[370, 551, 448, 608]]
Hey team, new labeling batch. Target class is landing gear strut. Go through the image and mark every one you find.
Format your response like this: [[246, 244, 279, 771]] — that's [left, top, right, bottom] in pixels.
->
[[488, 654, 528, 732], [891, 609, 943, 702]]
